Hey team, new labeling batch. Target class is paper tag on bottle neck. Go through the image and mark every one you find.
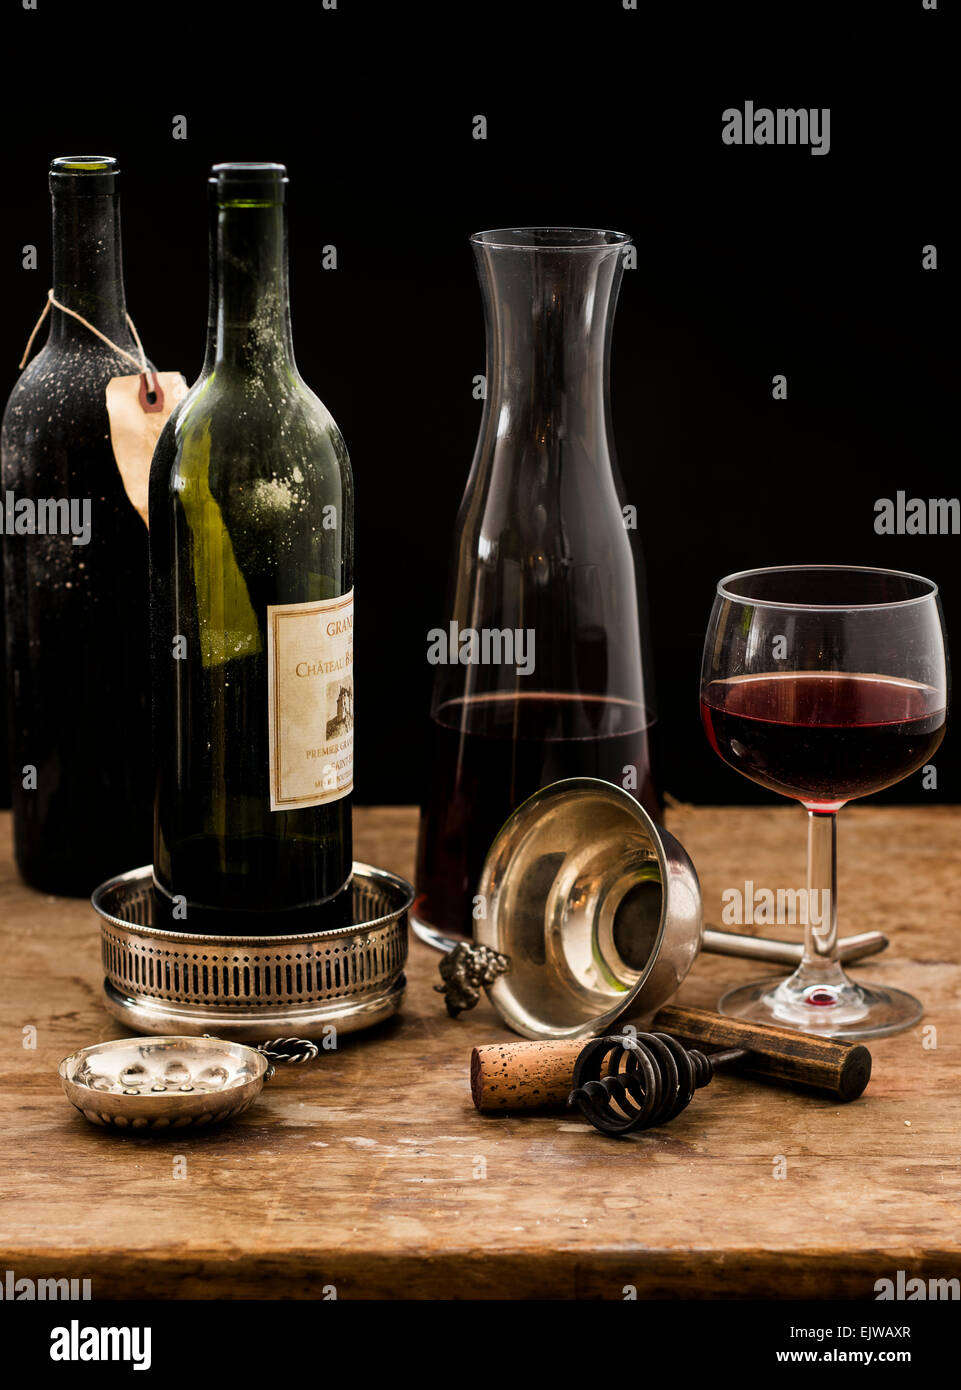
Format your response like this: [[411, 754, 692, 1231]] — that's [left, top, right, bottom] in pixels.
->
[[105, 371, 189, 528]]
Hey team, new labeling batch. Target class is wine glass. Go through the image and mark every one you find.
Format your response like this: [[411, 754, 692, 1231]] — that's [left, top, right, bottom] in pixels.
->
[[700, 565, 948, 1038]]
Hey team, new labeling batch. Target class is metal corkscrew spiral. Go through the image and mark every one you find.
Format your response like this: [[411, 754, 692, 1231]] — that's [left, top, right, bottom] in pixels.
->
[[567, 1032, 748, 1137]]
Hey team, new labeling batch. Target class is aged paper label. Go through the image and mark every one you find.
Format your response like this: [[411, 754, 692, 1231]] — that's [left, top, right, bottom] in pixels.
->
[[106, 371, 189, 527], [267, 590, 354, 812]]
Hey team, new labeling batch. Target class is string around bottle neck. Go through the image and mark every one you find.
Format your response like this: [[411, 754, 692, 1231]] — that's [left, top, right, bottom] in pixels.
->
[[19, 289, 148, 373]]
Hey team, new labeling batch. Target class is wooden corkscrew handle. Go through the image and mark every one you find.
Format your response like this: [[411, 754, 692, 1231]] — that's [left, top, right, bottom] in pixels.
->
[[650, 1005, 872, 1103]]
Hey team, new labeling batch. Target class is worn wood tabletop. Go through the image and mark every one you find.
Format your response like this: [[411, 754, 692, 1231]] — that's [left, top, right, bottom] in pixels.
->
[[0, 804, 958, 1299]]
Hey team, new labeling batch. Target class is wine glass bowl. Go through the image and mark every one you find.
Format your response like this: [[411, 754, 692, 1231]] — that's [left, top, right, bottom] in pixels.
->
[[700, 565, 948, 1038], [701, 670, 946, 812]]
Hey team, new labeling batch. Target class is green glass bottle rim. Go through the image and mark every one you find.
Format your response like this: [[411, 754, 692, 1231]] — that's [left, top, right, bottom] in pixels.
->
[[210, 162, 288, 206], [49, 156, 120, 194], [51, 156, 118, 173], [211, 162, 288, 178]]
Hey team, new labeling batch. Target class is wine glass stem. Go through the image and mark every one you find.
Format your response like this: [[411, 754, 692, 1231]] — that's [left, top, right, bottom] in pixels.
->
[[803, 809, 838, 968]]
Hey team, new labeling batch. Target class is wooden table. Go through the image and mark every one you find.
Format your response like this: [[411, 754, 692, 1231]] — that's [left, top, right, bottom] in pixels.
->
[[1, 804, 959, 1299]]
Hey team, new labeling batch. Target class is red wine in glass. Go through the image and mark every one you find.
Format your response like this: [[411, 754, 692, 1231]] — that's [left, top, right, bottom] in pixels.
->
[[701, 672, 946, 811], [700, 563, 949, 1039]]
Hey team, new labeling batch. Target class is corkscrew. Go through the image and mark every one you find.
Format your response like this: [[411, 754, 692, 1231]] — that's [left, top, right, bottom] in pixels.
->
[[470, 1004, 873, 1138], [567, 1032, 749, 1136]]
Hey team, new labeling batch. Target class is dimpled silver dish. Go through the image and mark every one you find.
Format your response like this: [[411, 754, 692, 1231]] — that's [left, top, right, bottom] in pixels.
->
[[59, 1036, 269, 1131], [91, 861, 412, 1041]]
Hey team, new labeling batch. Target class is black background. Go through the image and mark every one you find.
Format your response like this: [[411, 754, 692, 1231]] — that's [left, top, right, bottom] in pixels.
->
[[1, 0, 957, 808]]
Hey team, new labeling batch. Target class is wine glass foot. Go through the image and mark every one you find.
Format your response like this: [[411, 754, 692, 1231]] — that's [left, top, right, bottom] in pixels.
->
[[718, 975, 923, 1039]]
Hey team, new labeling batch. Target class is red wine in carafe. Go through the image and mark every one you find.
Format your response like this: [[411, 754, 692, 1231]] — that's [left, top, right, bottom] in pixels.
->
[[700, 672, 946, 809], [414, 691, 657, 942]]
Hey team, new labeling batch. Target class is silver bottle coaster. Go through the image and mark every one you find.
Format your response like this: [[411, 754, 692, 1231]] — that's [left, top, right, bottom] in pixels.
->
[[91, 861, 412, 1041], [58, 1034, 318, 1132]]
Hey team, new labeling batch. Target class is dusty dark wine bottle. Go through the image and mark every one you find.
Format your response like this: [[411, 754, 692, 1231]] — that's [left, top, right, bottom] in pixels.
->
[[0, 157, 152, 893], [0, 594, 8, 809], [149, 163, 353, 928]]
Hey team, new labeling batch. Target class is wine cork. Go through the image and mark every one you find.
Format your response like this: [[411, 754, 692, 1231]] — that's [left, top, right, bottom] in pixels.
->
[[470, 1039, 585, 1112]]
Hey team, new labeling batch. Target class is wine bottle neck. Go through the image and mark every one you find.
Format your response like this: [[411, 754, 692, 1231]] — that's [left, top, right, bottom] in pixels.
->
[[50, 190, 130, 349], [209, 201, 295, 374]]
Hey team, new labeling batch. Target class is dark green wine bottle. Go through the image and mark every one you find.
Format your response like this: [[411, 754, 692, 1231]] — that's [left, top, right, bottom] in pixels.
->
[[149, 163, 353, 925]]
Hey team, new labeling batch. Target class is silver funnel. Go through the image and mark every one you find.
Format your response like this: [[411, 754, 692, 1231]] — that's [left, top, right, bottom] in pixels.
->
[[473, 778, 887, 1040]]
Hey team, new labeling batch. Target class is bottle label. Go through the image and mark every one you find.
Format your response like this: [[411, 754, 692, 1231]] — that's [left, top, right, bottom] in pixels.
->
[[266, 590, 354, 812]]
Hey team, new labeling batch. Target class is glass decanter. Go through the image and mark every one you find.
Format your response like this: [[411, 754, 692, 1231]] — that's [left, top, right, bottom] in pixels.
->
[[414, 227, 659, 948]]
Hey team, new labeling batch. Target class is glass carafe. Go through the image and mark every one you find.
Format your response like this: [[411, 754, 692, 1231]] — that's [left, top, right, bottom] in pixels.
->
[[413, 227, 659, 948]]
